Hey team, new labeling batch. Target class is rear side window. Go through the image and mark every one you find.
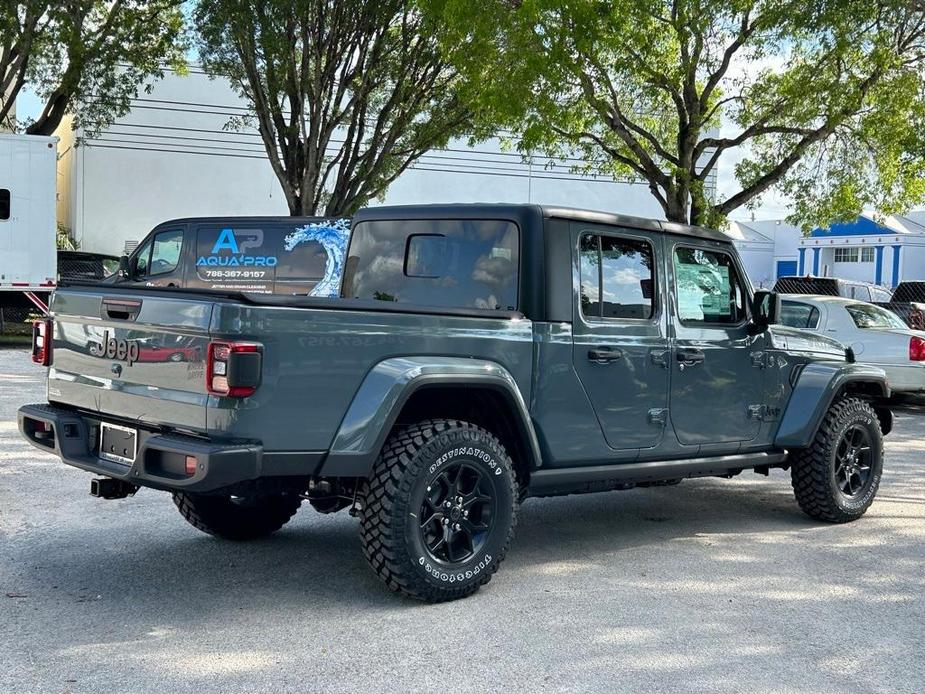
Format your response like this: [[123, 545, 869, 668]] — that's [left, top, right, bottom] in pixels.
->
[[342, 220, 519, 310], [674, 246, 747, 324], [779, 300, 820, 329], [0, 189, 9, 220], [579, 233, 655, 320]]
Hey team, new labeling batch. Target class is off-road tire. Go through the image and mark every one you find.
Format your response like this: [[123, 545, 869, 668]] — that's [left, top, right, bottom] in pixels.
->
[[790, 396, 883, 523], [359, 419, 518, 602], [172, 491, 302, 540]]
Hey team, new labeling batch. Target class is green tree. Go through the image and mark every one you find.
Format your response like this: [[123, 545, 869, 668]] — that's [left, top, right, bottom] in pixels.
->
[[427, 0, 925, 229], [194, 0, 474, 217], [0, 1, 186, 135]]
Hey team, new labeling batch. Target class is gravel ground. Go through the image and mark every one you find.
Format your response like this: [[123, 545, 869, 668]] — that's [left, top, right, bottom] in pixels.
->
[[1, 347, 923, 693]]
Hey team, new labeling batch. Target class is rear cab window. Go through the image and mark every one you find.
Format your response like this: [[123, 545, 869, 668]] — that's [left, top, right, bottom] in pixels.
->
[[342, 220, 519, 310]]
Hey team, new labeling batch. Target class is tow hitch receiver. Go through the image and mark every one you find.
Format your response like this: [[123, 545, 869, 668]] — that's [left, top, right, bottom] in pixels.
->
[[90, 478, 139, 500]]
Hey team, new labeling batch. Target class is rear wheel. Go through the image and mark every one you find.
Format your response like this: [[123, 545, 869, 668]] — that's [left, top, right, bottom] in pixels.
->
[[359, 419, 518, 602], [172, 491, 302, 540], [790, 397, 883, 523]]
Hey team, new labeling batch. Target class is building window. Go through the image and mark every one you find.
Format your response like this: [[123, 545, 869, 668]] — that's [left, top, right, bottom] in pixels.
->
[[834, 247, 859, 263], [0, 189, 9, 220], [860, 247, 875, 263]]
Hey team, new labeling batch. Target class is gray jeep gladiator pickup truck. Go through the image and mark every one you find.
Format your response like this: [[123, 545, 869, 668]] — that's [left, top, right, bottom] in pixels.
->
[[19, 204, 893, 602]]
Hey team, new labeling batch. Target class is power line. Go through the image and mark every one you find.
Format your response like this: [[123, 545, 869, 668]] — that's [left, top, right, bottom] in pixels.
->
[[96, 130, 584, 172], [85, 142, 646, 185], [102, 121, 620, 167]]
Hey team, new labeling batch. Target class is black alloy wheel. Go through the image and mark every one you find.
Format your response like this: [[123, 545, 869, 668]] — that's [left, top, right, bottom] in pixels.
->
[[834, 424, 874, 498], [419, 461, 496, 565]]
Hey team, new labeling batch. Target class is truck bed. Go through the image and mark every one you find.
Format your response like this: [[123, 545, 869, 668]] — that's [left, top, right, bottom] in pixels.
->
[[46, 285, 534, 454]]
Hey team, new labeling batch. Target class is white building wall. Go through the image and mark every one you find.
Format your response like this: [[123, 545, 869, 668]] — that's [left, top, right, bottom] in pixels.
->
[[736, 244, 775, 288], [62, 67, 674, 256], [900, 245, 925, 284]]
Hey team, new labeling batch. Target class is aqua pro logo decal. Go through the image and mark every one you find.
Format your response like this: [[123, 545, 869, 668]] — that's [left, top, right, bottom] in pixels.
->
[[196, 228, 278, 268]]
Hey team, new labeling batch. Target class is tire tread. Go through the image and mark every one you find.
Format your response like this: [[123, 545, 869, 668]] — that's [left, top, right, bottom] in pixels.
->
[[359, 419, 518, 602]]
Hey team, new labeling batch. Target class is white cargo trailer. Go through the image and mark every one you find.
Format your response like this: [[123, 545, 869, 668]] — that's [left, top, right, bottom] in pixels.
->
[[0, 133, 57, 302]]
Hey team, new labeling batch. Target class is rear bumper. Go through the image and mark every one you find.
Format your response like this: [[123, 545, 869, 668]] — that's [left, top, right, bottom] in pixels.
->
[[18, 403, 322, 493]]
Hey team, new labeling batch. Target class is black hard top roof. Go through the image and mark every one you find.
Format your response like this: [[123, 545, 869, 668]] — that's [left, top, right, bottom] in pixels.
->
[[353, 203, 730, 243], [153, 205, 729, 243], [155, 215, 344, 227]]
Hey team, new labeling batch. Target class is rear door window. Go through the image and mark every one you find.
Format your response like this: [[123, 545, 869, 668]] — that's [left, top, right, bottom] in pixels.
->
[[578, 233, 655, 320], [342, 220, 519, 310], [0, 188, 10, 220]]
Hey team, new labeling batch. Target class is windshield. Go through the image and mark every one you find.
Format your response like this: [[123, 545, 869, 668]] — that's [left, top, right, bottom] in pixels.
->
[[845, 303, 908, 330]]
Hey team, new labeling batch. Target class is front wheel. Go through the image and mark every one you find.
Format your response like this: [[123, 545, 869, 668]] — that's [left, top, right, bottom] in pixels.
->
[[790, 397, 884, 523], [172, 491, 302, 540], [359, 419, 518, 602]]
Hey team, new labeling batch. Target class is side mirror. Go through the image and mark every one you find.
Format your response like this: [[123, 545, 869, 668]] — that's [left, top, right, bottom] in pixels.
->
[[117, 255, 132, 280], [749, 290, 780, 335]]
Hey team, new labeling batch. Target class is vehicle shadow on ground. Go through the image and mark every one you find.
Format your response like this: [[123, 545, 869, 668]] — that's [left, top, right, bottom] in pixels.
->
[[13, 464, 921, 617]]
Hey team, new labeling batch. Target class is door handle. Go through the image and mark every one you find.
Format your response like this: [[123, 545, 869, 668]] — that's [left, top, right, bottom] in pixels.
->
[[588, 347, 623, 364], [676, 348, 705, 369]]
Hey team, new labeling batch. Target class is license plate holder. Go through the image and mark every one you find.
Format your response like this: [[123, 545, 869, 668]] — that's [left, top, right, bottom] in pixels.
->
[[99, 423, 137, 465]]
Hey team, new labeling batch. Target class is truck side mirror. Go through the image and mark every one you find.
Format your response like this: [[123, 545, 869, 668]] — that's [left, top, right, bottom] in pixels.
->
[[118, 255, 132, 280], [749, 290, 780, 335]]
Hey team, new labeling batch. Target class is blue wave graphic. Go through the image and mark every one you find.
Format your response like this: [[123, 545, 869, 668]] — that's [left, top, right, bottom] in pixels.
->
[[283, 219, 351, 297]]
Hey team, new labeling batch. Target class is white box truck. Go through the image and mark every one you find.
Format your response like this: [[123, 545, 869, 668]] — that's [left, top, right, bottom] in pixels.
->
[[0, 133, 57, 299]]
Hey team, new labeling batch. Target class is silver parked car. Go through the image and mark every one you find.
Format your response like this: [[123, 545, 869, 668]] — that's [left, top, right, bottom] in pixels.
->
[[779, 295, 925, 395]]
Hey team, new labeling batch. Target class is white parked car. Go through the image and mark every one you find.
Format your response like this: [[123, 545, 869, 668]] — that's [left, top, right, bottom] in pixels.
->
[[777, 295, 925, 395]]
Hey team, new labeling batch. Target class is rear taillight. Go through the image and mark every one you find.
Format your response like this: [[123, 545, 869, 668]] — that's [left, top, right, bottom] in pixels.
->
[[31, 319, 53, 366], [207, 341, 262, 397], [910, 336, 925, 362]]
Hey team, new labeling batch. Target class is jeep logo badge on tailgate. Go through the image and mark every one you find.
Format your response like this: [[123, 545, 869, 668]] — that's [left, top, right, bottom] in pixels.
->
[[90, 330, 140, 367]]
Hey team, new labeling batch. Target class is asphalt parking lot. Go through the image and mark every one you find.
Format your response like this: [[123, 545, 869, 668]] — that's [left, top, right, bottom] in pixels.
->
[[1, 348, 924, 693]]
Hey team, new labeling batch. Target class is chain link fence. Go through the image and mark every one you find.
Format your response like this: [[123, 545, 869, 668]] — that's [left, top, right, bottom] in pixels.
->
[[0, 306, 38, 336], [892, 282, 925, 303]]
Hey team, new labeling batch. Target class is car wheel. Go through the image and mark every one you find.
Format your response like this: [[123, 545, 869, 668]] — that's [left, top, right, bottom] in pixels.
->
[[168, 352, 184, 362], [790, 396, 883, 523], [172, 492, 302, 540], [359, 419, 518, 602]]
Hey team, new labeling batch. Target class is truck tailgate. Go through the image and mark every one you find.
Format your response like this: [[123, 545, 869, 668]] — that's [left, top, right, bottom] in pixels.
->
[[48, 288, 213, 433]]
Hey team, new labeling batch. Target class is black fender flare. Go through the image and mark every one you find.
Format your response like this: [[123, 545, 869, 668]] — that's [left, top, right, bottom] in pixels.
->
[[775, 362, 891, 449], [318, 356, 542, 477]]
